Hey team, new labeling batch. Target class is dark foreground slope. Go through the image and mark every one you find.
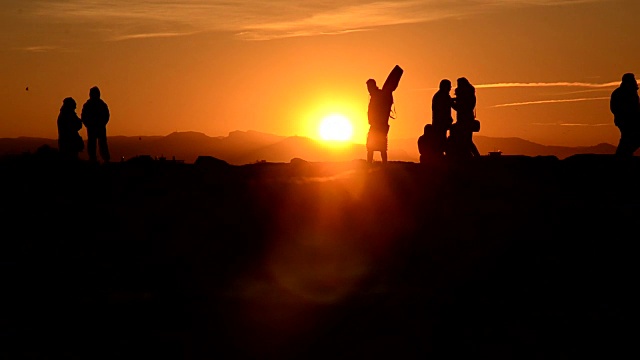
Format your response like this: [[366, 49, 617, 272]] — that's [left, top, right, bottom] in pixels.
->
[[1, 151, 638, 359]]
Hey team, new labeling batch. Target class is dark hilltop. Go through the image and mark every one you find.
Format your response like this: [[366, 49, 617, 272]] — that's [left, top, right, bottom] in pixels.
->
[[1, 150, 638, 359]]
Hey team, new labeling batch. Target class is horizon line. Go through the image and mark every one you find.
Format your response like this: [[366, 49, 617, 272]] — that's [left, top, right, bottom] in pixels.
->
[[0, 130, 616, 149]]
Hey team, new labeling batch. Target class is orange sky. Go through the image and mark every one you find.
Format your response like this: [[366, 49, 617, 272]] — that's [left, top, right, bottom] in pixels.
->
[[1, 0, 639, 147]]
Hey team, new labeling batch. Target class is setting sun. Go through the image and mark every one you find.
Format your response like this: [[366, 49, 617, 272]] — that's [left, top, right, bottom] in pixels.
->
[[319, 114, 353, 141]]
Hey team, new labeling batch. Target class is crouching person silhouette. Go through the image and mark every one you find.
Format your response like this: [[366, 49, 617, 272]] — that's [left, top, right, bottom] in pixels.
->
[[418, 124, 440, 163]]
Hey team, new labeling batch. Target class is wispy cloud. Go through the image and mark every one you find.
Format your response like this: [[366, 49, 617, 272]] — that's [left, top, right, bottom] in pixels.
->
[[545, 88, 614, 96], [109, 32, 201, 41], [17, 46, 60, 53], [476, 81, 619, 89], [492, 96, 610, 108], [413, 79, 620, 93], [31, 0, 603, 41], [474, 81, 617, 108], [532, 122, 611, 126]]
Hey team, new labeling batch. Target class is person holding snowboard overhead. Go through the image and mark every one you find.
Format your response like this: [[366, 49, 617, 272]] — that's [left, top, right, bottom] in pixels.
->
[[366, 65, 403, 164]]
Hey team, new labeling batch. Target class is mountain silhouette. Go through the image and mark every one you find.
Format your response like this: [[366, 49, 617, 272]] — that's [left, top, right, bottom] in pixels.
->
[[473, 136, 618, 159], [235, 135, 414, 164], [394, 135, 619, 160], [0, 131, 620, 164]]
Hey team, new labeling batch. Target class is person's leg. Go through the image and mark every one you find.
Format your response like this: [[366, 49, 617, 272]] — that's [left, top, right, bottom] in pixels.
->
[[384, 127, 390, 163], [616, 130, 633, 157], [87, 129, 97, 162], [366, 127, 375, 163], [630, 133, 640, 156], [58, 139, 69, 160], [470, 136, 480, 157], [97, 128, 110, 162], [447, 125, 465, 159], [437, 130, 447, 155], [455, 131, 472, 159], [463, 132, 475, 158], [445, 131, 456, 158]]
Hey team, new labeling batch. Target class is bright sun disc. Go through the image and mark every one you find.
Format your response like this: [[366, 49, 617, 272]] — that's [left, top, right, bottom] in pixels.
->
[[319, 114, 353, 141]]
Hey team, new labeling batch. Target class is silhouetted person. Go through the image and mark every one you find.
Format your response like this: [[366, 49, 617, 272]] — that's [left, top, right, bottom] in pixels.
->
[[57, 97, 84, 160], [366, 79, 394, 164], [431, 79, 454, 157], [81, 86, 110, 163], [611, 73, 640, 157], [449, 77, 480, 159]]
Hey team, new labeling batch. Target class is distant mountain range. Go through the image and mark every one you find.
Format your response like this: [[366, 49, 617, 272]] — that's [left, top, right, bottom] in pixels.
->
[[0, 130, 618, 164]]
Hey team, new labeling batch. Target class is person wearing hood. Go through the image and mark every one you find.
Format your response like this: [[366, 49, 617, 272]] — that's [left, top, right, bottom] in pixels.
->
[[57, 97, 84, 159]]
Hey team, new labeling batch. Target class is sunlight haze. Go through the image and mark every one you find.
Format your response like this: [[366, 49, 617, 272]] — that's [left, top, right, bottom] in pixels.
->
[[1, 0, 639, 147], [319, 114, 354, 141]]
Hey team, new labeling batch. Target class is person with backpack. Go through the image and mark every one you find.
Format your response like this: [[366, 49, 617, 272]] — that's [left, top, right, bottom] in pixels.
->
[[365, 66, 403, 164], [611, 73, 640, 157], [81, 86, 111, 163], [365, 78, 395, 164]]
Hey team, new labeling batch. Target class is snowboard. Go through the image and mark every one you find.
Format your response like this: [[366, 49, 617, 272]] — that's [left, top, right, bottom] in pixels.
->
[[382, 65, 403, 92]]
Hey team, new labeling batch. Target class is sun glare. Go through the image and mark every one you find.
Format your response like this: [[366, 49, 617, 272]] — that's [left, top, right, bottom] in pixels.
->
[[319, 114, 353, 141]]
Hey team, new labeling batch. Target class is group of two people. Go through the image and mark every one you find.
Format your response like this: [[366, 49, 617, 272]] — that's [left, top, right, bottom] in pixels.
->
[[419, 77, 480, 163], [57, 86, 111, 163]]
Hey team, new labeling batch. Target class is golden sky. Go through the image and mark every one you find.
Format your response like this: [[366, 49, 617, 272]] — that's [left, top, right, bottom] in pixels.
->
[[1, 0, 639, 146]]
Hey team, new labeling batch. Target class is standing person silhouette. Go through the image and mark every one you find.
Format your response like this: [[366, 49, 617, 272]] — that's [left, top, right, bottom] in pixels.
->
[[611, 73, 640, 157], [81, 86, 110, 163], [449, 77, 480, 158], [431, 79, 454, 157], [366, 79, 394, 164], [57, 97, 84, 160]]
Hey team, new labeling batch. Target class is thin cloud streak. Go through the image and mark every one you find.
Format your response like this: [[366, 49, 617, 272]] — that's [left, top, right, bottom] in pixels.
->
[[412, 79, 620, 92], [492, 97, 610, 108], [31, 0, 604, 41], [237, 28, 372, 41], [476, 81, 619, 89], [546, 88, 614, 96], [532, 122, 611, 126], [17, 46, 59, 53], [109, 32, 201, 41]]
